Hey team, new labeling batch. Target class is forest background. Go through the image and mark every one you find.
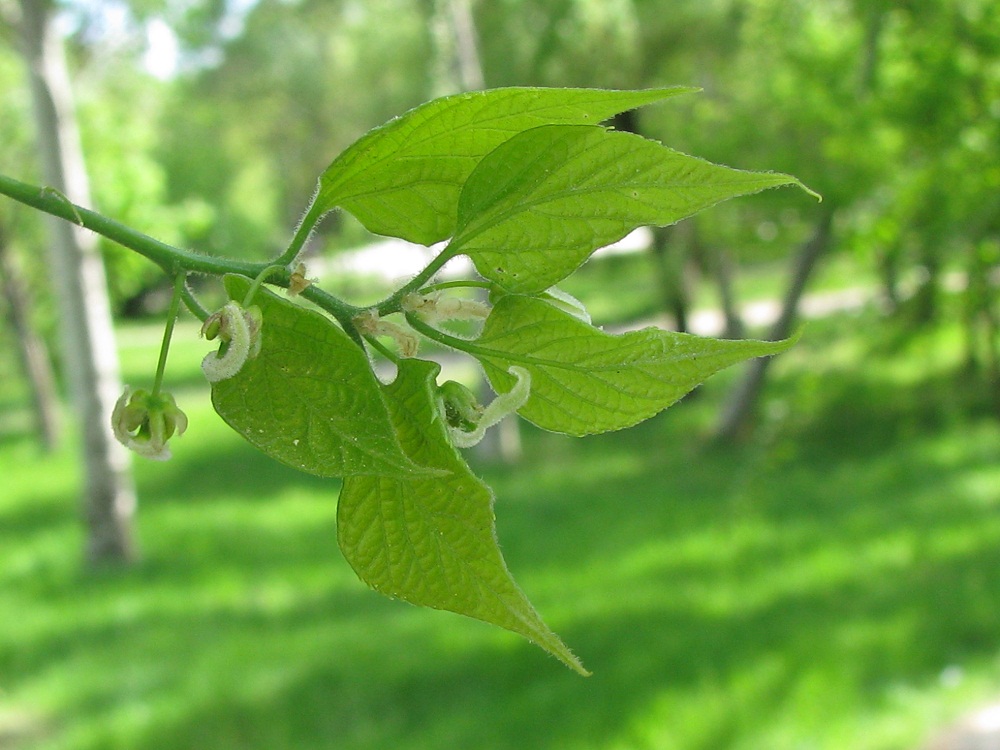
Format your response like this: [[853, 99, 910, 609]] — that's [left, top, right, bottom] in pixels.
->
[[1, 1, 1000, 749]]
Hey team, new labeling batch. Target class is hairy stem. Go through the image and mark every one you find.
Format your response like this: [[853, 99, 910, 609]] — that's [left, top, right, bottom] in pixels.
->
[[0, 172, 362, 331], [242, 265, 287, 307], [152, 273, 186, 398], [0, 172, 259, 277], [364, 334, 400, 364], [277, 193, 326, 267], [374, 244, 460, 316], [404, 311, 497, 361], [181, 280, 210, 322]]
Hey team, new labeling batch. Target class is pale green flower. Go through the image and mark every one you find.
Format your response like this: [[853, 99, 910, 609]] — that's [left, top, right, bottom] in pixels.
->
[[201, 301, 263, 382], [439, 367, 531, 448], [111, 386, 188, 461]]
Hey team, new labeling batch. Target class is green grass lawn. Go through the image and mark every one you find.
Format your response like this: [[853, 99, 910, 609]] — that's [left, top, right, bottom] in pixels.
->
[[2, 304, 1000, 750]]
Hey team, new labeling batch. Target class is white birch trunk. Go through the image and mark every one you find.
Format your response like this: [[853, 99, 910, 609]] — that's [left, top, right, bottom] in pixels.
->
[[18, 0, 138, 563]]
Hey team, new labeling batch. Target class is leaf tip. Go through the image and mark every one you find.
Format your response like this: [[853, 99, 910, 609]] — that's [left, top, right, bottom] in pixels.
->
[[534, 630, 591, 676], [649, 84, 701, 97], [565, 654, 592, 677], [798, 181, 823, 202], [786, 325, 806, 348], [764, 327, 804, 357], [765, 173, 822, 203]]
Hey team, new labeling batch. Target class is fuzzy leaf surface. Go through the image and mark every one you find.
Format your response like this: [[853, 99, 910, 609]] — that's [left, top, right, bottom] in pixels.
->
[[452, 124, 814, 293], [338, 358, 588, 675], [471, 295, 795, 436], [211, 276, 421, 478], [317, 87, 693, 245]]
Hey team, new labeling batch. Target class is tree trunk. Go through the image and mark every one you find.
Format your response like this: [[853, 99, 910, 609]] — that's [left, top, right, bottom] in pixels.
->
[[714, 207, 835, 443], [857, 1, 885, 95], [910, 242, 941, 326], [19, 0, 138, 564], [448, 0, 484, 91], [876, 243, 902, 313], [0, 221, 61, 451], [702, 239, 745, 340], [649, 224, 692, 333], [428, 0, 485, 96], [961, 240, 1000, 407]]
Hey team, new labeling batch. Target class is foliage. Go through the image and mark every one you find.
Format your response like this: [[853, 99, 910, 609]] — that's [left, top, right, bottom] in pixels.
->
[[38, 0, 994, 341], [150, 0, 436, 262], [2, 305, 1000, 748], [1, 86, 813, 671]]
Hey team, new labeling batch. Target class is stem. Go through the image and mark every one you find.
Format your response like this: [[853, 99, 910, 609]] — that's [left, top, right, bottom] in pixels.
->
[[151, 273, 185, 398], [0, 172, 261, 278], [242, 265, 286, 307], [405, 312, 490, 358], [181, 281, 210, 322], [406, 312, 560, 372], [277, 193, 326, 267], [299, 284, 364, 340], [0, 172, 364, 336], [364, 334, 400, 364], [374, 244, 460, 316]]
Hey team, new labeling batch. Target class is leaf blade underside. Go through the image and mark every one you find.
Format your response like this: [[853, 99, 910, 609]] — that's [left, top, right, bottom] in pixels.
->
[[338, 358, 588, 675], [318, 86, 695, 245], [472, 294, 796, 436], [211, 275, 423, 478], [452, 124, 814, 293]]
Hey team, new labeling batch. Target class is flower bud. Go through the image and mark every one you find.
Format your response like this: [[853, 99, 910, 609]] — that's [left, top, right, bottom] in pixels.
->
[[542, 287, 591, 324], [402, 292, 490, 324], [287, 262, 315, 297], [439, 367, 531, 448], [438, 380, 484, 432], [354, 309, 420, 358], [201, 301, 263, 382], [111, 387, 188, 461]]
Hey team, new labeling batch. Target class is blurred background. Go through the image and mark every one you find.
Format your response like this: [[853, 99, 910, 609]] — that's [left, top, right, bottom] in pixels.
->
[[1, 0, 1000, 748]]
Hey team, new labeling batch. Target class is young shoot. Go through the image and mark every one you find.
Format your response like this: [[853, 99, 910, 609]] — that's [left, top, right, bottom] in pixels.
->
[[0, 86, 816, 674]]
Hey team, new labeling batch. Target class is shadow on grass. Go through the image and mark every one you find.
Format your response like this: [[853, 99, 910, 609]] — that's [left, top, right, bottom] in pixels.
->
[[4, 344, 1000, 750]]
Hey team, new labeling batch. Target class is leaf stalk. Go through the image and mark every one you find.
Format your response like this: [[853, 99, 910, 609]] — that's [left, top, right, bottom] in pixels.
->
[[151, 273, 186, 398]]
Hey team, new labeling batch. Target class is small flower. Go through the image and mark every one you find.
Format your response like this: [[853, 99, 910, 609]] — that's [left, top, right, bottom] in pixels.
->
[[287, 262, 316, 297], [438, 367, 531, 448], [201, 301, 263, 382], [438, 380, 484, 432], [354, 309, 420, 358], [111, 386, 188, 461], [402, 292, 491, 324]]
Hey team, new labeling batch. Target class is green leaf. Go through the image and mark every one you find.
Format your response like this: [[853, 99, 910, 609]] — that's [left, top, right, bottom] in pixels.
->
[[211, 275, 424, 478], [317, 86, 694, 245], [470, 295, 795, 436], [338, 358, 588, 675], [451, 124, 817, 293]]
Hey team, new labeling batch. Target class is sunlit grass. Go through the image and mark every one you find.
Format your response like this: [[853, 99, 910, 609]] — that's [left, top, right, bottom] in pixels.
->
[[1, 303, 999, 749]]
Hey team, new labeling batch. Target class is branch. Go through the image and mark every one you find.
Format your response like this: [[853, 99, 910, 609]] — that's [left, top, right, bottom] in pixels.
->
[[374, 244, 460, 317], [0, 172, 260, 276], [0, 171, 363, 327]]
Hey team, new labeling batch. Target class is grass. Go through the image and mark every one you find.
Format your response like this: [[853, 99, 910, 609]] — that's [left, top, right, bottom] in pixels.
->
[[2, 301, 1000, 749]]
